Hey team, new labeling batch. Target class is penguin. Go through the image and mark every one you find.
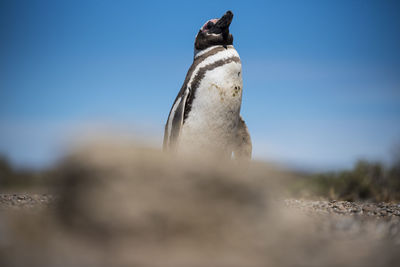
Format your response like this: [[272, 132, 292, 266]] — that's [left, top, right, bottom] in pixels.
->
[[163, 10, 252, 160]]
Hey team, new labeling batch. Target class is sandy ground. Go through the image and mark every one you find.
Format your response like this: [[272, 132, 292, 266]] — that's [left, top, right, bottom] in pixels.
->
[[0, 193, 55, 210], [284, 199, 400, 218], [1, 193, 399, 245], [1, 193, 400, 218]]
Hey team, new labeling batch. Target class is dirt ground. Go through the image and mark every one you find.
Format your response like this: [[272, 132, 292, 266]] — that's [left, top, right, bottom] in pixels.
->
[[1, 143, 399, 267]]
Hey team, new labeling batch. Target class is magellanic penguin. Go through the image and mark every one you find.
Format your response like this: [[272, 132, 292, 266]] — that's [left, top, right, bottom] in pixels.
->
[[163, 10, 252, 160]]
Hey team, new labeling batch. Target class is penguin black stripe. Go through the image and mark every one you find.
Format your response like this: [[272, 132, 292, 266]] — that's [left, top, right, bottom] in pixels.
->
[[183, 56, 241, 122], [171, 46, 227, 106]]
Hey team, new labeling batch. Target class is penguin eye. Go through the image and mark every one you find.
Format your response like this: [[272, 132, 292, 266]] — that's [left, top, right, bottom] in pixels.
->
[[206, 21, 214, 29]]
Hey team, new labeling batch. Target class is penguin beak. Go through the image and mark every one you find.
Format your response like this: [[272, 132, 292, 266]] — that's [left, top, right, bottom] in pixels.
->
[[215, 10, 233, 31]]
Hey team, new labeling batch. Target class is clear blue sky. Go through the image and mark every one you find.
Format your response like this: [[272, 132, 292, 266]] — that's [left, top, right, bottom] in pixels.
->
[[1, 0, 400, 170]]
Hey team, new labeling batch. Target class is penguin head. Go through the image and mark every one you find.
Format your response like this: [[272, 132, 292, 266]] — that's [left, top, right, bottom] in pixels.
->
[[194, 10, 234, 51]]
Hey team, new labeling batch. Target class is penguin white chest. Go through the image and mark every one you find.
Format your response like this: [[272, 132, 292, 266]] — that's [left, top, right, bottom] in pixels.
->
[[191, 61, 242, 119], [180, 59, 243, 153]]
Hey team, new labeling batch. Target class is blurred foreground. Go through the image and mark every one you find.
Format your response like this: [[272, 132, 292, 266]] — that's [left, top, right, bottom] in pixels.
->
[[0, 139, 399, 266]]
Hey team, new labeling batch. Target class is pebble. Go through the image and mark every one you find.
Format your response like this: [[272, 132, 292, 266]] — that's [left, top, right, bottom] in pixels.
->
[[0, 194, 54, 210], [285, 199, 400, 218]]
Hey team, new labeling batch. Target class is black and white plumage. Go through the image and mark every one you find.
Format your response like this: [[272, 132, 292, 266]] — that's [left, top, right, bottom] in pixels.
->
[[163, 11, 252, 159]]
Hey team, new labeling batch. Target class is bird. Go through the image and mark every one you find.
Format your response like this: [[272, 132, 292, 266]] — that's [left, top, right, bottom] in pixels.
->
[[163, 10, 252, 160]]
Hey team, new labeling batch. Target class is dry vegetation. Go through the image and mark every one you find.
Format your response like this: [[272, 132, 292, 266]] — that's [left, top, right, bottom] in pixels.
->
[[289, 158, 400, 202]]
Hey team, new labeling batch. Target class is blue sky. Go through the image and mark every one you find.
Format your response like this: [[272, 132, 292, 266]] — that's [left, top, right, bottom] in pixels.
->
[[1, 0, 400, 170]]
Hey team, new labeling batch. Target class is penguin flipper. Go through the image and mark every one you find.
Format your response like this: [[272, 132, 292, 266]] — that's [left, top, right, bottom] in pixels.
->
[[163, 88, 190, 151], [233, 116, 252, 160]]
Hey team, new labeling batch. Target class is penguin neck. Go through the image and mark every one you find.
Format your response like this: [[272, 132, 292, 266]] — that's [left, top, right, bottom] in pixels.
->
[[194, 45, 234, 59]]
